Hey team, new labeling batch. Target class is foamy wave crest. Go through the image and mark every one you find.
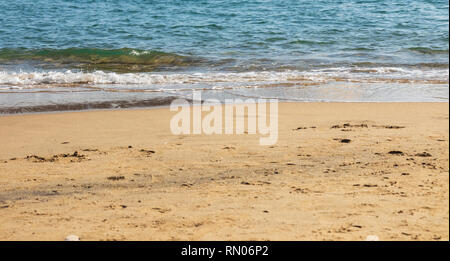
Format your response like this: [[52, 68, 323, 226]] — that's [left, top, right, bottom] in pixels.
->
[[0, 70, 320, 86], [0, 67, 448, 87], [129, 50, 152, 56]]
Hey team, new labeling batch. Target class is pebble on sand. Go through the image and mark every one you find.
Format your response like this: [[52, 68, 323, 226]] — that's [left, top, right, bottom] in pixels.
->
[[366, 235, 379, 241], [65, 235, 80, 241]]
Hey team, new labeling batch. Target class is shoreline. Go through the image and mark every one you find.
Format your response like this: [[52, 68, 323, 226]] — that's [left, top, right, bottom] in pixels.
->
[[1, 100, 449, 116], [0, 102, 448, 240]]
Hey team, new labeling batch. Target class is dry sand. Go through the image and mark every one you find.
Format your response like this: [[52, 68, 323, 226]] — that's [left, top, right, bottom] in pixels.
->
[[0, 102, 448, 241]]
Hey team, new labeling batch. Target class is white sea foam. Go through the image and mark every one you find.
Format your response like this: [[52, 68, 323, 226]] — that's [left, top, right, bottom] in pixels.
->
[[129, 50, 151, 56], [0, 67, 447, 87]]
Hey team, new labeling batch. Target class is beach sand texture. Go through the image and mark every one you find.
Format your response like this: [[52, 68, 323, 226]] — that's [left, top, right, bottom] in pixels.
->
[[0, 102, 448, 240]]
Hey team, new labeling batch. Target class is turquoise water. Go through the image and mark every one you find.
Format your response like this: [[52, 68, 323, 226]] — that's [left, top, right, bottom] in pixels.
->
[[0, 0, 448, 112]]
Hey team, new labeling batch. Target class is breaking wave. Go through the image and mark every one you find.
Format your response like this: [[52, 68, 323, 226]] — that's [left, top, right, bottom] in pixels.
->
[[0, 66, 447, 89], [0, 48, 199, 72]]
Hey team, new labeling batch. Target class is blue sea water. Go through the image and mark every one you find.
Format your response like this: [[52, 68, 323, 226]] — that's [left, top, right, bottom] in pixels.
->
[[0, 0, 448, 112]]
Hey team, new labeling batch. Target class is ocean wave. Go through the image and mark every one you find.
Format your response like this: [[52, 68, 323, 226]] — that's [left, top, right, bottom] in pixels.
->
[[0, 67, 448, 88], [406, 47, 449, 55], [0, 48, 199, 72]]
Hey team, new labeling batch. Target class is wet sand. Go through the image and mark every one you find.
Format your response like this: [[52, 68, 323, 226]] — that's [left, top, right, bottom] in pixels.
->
[[0, 102, 448, 241]]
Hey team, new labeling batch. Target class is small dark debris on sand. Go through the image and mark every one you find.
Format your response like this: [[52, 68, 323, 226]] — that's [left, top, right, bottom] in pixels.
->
[[292, 187, 310, 194], [128, 145, 133, 148], [140, 149, 155, 155], [332, 123, 368, 129], [223, 146, 235, 150], [61, 141, 70, 144], [82, 148, 98, 152], [152, 207, 171, 213], [373, 125, 405, 129], [388, 151, 404, 155], [415, 152, 432, 157], [60, 151, 84, 158], [26, 155, 50, 162], [107, 176, 125, 181], [9, 158, 17, 161], [340, 139, 351, 143], [293, 127, 308, 130], [26, 151, 85, 162], [65, 151, 81, 157]]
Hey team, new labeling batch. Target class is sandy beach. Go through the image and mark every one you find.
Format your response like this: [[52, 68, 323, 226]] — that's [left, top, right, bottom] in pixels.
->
[[0, 102, 448, 241]]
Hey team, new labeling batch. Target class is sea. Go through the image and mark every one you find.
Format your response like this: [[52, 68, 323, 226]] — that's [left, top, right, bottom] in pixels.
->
[[0, 0, 448, 113]]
